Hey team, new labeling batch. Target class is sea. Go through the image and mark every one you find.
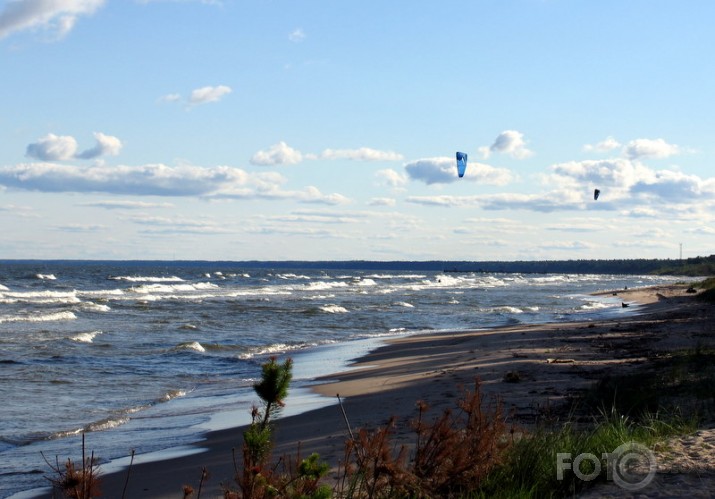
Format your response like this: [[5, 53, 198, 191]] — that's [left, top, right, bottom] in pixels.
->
[[0, 261, 691, 497]]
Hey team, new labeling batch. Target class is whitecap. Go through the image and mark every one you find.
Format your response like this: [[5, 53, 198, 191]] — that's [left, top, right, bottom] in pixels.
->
[[86, 416, 130, 432], [393, 301, 414, 308], [305, 281, 348, 291], [355, 278, 377, 287], [0, 290, 80, 305], [130, 282, 219, 294], [70, 331, 102, 343], [177, 341, 205, 353], [80, 301, 111, 312], [319, 304, 349, 313], [239, 341, 324, 359], [579, 301, 609, 311], [0, 311, 77, 324], [492, 306, 524, 314], [110, 275, 185, 282], [35, 273, 56, 280], [0, 284, 9, 291]]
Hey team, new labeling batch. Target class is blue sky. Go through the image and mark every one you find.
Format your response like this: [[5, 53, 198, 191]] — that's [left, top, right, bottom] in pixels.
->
[[1, 0, 714, 261]]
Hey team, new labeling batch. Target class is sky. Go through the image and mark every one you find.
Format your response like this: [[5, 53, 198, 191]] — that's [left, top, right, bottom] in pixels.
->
[[1, 0, 714, 261]]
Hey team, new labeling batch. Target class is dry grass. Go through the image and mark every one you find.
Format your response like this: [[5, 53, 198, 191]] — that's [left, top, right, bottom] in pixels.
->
[[334, 378, 515, 498], [42, 434, 101, 499]]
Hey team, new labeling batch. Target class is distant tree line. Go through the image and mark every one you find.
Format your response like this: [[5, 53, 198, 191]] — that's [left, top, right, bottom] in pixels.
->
[[4, 255, 714, 276], [198, 255, 715, 276]]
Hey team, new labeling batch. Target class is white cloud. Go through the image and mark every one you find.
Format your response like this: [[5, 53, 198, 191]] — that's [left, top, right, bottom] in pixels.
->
[[368, 197, 396, 207], [405, 195, 480, 207], [26, 132, 122, 161], [288, 28, 305, 42], [375, 169, 408, 188], [79, 200, 175, 209], [482, 130, 533, 159], [76, 132, 123, 159], [250, 141, 303, 166], [189, 85, 232, 105], [546, 158, 715, 204], [404, 157, 515, 185], [159, 93, 181, 103], [316, 147, 403, 162], [0, 161, 351, 204], [685, 226, 715, 236], [583, 136, 621, 153], [630, 170, 715, 201], [538, 240, 595, 251], [624, 138, 680, 159], [52, 223, 107, 232], [129, 214, 232, 234], [0, 0, 105, 41], [26, 133, 78, 161], [299, 186, 350, 205]]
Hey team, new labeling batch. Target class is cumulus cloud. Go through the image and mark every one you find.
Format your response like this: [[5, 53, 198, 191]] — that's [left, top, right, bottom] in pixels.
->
[[160, 85, 232, 107], [128, 214, 232, 235], [288, 28, 305, 42], [0, 162, 240, 196], [375, 169, 408, 188], [316, 147, 403, 162], [250, 141, 303, 166], [26, 132, 122, 161], [624, 138, 680, 159], [583, 136, 621, 153], [250, 143, 404, 166], [79, 200, 175, 209], [0, 161, 349, 204], [0, 0, 105, 41], [299, 186, 350, 205], [189, 85, 232, 105], [630, 170, 715, 202], [404, 157, 515, 185], [76, 132, 123, 159], [480, 130, 533, 159], [405, 195, 480, 207], [368, 197, 396, 207], [25, 133, 78, 161], [547, 158, 715, 203]]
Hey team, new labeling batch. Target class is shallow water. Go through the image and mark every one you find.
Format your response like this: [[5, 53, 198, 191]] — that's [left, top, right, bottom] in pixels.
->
[[0, 261, 688, 497]]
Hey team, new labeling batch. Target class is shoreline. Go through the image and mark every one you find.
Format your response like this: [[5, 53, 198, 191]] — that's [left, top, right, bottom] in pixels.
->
[[28, 284, 713, 498]]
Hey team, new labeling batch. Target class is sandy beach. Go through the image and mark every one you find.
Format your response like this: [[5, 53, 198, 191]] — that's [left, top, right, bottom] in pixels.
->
[[69, 284, 714, 498]]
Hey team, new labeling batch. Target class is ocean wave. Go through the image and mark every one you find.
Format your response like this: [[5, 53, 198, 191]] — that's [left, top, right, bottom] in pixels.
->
[[277, 273, 312, 280], [129, 282, 219, 294], [304, 281, 349, 291], [0, 283, 9, 291], [157, 388, 188, 402], [354, 278, 377, 287], [366, 273, 427, 279], [0, 290, 81, 305], [393, 301, 415, 308], [35, 273, 56, 280], [239, 341, 324, 359], [319, 304, 349, 313], [579, 301, 610, 311], [79, 301, 111, 312], [176, 341, 206, 353], [70, 331, 103, 343], [109, 275, 185, 282], [490, 306, 524, 314], [0, 311, 77, 324]]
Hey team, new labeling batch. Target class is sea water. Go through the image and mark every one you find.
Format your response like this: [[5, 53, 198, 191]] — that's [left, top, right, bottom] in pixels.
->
[[0, 261, 688, 497]]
